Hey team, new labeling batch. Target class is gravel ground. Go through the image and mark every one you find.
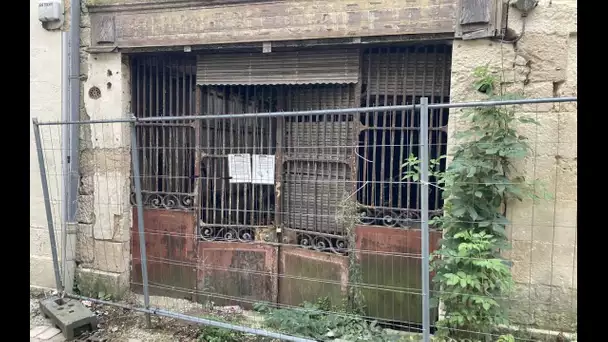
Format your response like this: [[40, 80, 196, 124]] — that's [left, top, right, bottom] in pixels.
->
[[29, 290, 257, 342]]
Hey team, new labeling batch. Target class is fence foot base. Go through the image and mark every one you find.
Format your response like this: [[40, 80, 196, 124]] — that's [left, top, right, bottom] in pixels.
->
[[39, 295, 98, 340]]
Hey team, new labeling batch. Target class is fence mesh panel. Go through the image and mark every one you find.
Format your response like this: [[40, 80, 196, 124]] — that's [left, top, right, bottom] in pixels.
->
[[32, 97, 577, 342]]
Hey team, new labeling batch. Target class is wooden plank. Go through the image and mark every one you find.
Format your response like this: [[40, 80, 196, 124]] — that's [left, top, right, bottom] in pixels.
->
[[460, 0, 491, 25]]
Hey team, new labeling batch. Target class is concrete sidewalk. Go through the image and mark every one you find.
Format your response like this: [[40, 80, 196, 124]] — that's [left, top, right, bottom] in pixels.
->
[[30, 325, 65, 342]]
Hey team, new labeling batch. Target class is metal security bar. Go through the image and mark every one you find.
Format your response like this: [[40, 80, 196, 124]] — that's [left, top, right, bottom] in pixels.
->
[[195, 84, 359, 249], [130, 54, 197, 210], [358, 45, 451, 225]]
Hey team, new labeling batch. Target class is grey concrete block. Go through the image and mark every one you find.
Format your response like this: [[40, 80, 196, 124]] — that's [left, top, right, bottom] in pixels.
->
[[39, 296, 98, 340]]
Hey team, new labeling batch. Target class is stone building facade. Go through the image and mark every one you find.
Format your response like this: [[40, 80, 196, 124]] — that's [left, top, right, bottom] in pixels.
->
[[30, 0, 64, 289]]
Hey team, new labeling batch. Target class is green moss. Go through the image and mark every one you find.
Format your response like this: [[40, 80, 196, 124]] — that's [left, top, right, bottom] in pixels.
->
[[74, 269, 129, 301]]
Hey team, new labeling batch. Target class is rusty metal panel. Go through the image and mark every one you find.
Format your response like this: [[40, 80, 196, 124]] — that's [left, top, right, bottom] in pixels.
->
[[196, 49, 360, 85], [131, 207, 198, 300], [278, 247, 348, 308], [288, 84, 356, 111], [196, 242, 278, 308], [354, 225, 442, 326], [285, 121, 356, 162]]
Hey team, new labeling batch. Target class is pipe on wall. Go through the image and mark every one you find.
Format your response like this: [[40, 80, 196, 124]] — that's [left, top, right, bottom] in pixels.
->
[[61, 0, 81, 294], [68, 0, 81, 222], [61, 31, 70, 291]]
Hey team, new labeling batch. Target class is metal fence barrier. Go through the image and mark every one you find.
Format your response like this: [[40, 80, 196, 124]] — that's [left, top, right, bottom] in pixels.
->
[[32, 96, 577, 342]]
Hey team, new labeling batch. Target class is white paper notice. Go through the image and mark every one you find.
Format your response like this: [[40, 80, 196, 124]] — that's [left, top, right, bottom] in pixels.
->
[[227, 154, 252, 183], [252, 155, 275, 184]]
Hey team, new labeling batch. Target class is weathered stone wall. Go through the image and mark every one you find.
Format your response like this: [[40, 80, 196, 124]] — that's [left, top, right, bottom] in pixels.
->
[[449, 0, 577, 331], [30, 0, 64, 289], [74, 1, 133, 295]]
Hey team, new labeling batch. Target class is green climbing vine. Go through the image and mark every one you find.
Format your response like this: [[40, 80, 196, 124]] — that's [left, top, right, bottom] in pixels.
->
[[402, 66, 546, 341]]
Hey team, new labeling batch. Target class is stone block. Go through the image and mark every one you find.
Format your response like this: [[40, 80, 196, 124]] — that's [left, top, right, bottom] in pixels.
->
[[84, 53, 129, 133], [521, 82, 555, 112], [80, 27, 91, 48], [81, 11, 91, 28], [30, 227, 54, 258], [510, 241, 531, 262], [533, 301, 577, 331], [510, 282, 577, 330], [511, 262, 531, 284], [508, 221, 533, 242], [92, 171, 130, 241], [30, 256, 60, 289], [557, 111, 577, 144], [530, 241, 552, 265], [522, 155, 558, 189], [553, 201, 577, 229], [557, 142, 576, 160], [508, 199, 534, 228], [551, 265, 576, 288], [508, 284, 535, 324], [517, 33, 568, 83], [76, 268, 129, 299], [509, 1, 577, 36], [554, 159, 577, 201], [90, 123, 129, 150], [39, 296, 98, 340], [554, 226, 576, 250], [80, 149, 130, 175], [559, 36, 577, 97], [76, 194, 95, 224], [93, 240, 129, 273], [515, 112, 559, 148], [529, 260, 552, 285], [76, 224, 95, 265], [79, 175, 94, 195], [552, 244, 576, 268], [79, 49, 90, 84], [531, 202, 556, 229]]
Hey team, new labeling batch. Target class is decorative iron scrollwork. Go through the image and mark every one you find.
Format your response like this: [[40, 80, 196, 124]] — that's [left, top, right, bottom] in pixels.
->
[[398, 210, 421, 227], [130, 191, 195, 210], [296, 231, 348, 255], [198, 222, 255, 243], [357, 208, 443, 228]]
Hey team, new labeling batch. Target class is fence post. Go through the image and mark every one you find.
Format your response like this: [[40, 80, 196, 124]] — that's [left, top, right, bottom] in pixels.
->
[[130, 118, 152, 328], [32, 118, 64, 293], [419, 97, 431, 342]]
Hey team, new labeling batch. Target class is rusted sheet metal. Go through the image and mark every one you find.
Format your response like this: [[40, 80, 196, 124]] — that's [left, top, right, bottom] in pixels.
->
[[354, 225, 442, 325], [196, 49, 360, 85], [197, 242, 278, 308], [131, 207, 198, 300], [278, 247, 348, 308]]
